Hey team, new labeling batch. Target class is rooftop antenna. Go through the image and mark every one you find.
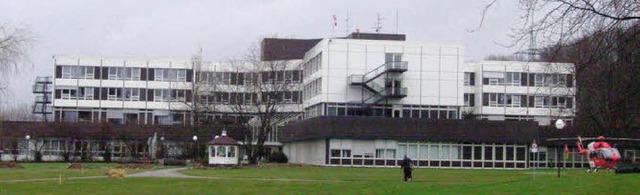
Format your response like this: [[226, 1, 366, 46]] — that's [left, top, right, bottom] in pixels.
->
[[345, 10, 351, 35], [373, 13, 383, 33], [395, 9, 399, 34]]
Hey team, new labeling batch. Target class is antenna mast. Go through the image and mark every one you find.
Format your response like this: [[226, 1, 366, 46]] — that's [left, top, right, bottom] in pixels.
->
[[373, 13, 383, 33], [345, 10, 351, 35]]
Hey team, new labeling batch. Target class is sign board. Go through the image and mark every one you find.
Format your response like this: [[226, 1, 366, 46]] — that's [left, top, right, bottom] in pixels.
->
[[531, 143, 538, 153]]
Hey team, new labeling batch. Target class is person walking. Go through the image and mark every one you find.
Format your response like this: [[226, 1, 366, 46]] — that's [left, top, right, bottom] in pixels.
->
[[400, 155, 414, 182]]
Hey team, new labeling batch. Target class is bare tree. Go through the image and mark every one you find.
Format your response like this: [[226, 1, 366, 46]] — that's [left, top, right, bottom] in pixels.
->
[[221, 43, 301, 164], [476, 1, 640, 136], [0, 25, 33, 94]]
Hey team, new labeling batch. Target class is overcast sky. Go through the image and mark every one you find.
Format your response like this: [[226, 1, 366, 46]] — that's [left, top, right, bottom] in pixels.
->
[[1, 0, 525, 106]]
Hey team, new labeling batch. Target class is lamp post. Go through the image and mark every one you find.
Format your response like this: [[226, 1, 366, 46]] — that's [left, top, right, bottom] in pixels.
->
[[25, 135, 30, 162], [159, 136, 165, 167], [555, 119, 565, 178], [192, 135, 198, 164]]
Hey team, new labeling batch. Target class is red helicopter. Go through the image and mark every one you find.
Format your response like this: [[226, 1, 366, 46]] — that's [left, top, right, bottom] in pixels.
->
[[565, 136, 621, 173]]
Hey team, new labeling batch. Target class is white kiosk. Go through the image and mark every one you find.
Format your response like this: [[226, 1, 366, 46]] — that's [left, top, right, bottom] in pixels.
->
[[207, 131, 239, 166]]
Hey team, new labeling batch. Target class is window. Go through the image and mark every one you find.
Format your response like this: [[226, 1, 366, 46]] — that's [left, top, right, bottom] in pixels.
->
[[154, 89, 163, 102], [429, 145, 440, 159], [62, 66, 73, 79], [217, 146, 226, 157], [505, 94, 521, 107], [80, 87, 93, 100], [177, 69, 186, 81], [108, 67, 120, 80], [155, 69, 164, 81], [505, 72, 521, 86], [124, 68, 141, 80], [535, 74, 547, 86], [331, 149, 341, 157], [84, 67, 94, 79], [165, 69, 177, 81], [123, 88, 140, 101], [464, 93, 475, 106], [484, 93, 504, 107], [227, 146, 235, 157], [342, 150, 351, 158], [108, 88, 120, 101], [174, 90, 185, 102], [483, 72, 504, 86], [464, 72, 475, 86], [535, 96, 550, 108]]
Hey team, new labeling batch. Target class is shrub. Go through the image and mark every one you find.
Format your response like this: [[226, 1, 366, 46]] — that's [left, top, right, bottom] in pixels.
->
[[267, 152, 288, 163]]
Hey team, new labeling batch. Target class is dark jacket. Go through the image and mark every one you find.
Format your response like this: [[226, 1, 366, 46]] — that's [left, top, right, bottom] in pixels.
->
[[401, 157, 413, 170]]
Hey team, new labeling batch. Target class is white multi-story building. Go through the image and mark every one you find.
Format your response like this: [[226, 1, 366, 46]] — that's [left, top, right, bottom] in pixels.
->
[[463, 61, 576, 125], [300, 33, 464, 120], [52, 55, 303, 125]]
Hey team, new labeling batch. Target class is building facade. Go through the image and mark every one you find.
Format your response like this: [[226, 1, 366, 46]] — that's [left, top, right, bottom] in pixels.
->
[[51, 55, 304, 126], [299, 33, 464, 120], [463, 61, 576, 125]]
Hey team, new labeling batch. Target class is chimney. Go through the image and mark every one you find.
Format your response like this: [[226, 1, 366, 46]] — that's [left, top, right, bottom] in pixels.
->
[[221, 130, 227, 137]]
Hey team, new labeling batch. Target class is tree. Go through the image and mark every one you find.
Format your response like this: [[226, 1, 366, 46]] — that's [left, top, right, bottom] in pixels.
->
[[478, 1, 640, 136], [222, 43, 302, 164], [0, 102, 38, 122], [0, 25, 33, 94]]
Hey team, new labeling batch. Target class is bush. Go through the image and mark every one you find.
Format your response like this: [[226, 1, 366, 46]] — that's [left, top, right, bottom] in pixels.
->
[[267, 152, 288, 163], [34, 151, 43, 162]]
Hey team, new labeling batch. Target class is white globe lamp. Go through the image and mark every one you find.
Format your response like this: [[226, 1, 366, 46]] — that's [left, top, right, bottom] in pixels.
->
[[555, 119, 565, 130]]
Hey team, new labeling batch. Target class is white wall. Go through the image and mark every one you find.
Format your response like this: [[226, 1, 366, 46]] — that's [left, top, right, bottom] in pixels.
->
[[302, 38, 464, 109], [283, 139, 325, 165]]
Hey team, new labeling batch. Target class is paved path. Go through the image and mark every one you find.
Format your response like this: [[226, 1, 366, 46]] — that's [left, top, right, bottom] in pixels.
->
[[127, 167, 202, 178]]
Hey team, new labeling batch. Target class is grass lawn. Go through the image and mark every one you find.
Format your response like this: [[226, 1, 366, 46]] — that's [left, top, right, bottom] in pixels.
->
[[0, 163, 159, 181], [1, 164, 639, 194]]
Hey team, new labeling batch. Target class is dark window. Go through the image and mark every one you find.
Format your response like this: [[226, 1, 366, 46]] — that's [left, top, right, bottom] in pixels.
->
[[506, 147, 514, 160], [495, 146, 504, 160], [474, 146, 483, 160], [148, 69, 155, 81], [403, 110, 411, 118], [516, 147, 526, 161], [55, 66, 62, 78], [331, 150, 341, 158], [528, 73, 535, 86], [101, 67, 109, 80], [94, 67, 101, 79], [528, 96, 535, 107], [566, 74, 573, 87], [520, 95, 528, 107], [482, 78, 489, 85], [483, 93, 489, 106], [462, 146, 472, 160], [520, 73, 528, 86], [470, 72, 475, 86], [140, 68, 147, 81], [186, 70, 193, 82], [485, 146, 493, 160]]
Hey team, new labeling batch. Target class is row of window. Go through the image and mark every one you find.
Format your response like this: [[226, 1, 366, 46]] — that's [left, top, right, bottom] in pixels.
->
[[57, 66, 192, 82], [464, 72, 574, 88], [196, 70, 302, 85], [330, 144, 528, 161], [479, 93, 573, 108], [196, 91, 302, 105], [303, 78, 322, 100], [55, 87, 192, 102], [302, 53, 322, 78]]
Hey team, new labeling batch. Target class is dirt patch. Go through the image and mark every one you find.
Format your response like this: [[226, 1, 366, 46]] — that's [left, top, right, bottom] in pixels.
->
[[68, 163, 88, 169], [0, 162, 24, 169], [114, 163, 154, 170]]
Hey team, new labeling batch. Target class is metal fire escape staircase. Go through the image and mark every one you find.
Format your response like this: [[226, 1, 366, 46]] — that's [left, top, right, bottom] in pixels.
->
[[348, 61, 408, 106]]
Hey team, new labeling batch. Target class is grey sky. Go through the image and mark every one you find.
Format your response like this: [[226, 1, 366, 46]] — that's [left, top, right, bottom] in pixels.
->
[[1, 0, 524, 106]]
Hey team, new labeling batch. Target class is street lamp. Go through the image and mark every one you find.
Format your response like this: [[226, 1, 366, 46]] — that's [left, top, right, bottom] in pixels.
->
[[192, 135, 198, 164], [555, 119, 565, 178], [25, 135, 30, 162]]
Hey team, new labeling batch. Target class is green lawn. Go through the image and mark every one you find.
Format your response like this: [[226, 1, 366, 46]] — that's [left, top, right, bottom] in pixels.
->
[[0, 163, 158, 181], [1, 164, 639, 194]]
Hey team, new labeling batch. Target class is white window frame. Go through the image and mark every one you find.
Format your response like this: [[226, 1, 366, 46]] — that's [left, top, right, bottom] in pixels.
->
[[177, 69, 186, 82], [108, 88, 119, 101], [84, 67, 94, 79], [175, 90, 185, 102], [154, 89, 163, 102], [131, 68, 141, 81], [535, 74, 546, 87], [155, 69, 164, 81], [505, 72, 520, 86], [62, 66, 73, 79], [84, 87, 94, 100], [108, 67, 119, 80]]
